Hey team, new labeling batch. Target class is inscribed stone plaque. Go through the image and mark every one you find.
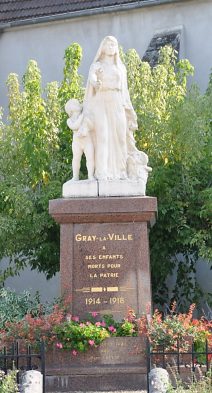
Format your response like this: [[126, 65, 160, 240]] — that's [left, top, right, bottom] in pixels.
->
[[73, 223, 142, 319]]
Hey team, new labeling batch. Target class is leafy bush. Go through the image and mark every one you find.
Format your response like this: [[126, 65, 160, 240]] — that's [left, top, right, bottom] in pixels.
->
[[167, 366, 212, 392], [1, 296, 211, 358], [54, 318, 109, 353], [0, 288, 54, 330], [0, 43, 84, 282], [123, 46, 212, 308], [0, 370, 19, 393], [0, 302, 137, 353], [140, 303, 212, 353]]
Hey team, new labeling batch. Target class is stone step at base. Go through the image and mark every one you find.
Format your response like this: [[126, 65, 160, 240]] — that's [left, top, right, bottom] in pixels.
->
[[45, 370, 147, 392]]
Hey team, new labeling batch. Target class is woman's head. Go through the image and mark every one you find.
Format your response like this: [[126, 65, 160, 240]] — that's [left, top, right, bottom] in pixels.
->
[[95, 36, 119, 63], [84, 35, 126, 102], [101, 36, 118, 57]]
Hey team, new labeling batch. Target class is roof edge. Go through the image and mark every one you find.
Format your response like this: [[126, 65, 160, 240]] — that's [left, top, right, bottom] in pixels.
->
[[0, 0, 187, 31]]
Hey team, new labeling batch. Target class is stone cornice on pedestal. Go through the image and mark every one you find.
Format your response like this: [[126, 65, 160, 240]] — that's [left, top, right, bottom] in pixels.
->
[[49, 196, 157, 226]]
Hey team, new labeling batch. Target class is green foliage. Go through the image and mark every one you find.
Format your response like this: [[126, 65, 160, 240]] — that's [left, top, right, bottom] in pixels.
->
[[122, 46, 212, 309], [0, 288, 53, 329], [1, 300, 210, 359], [54, 320, 109, 352], [0, 43, 83, 280], [0, 44, 211, 310], [0, 370, 19, 393], [54, 313, 137, 353], [102, 313, 137, 337], [58, 44, 85, 176], [194, 339, 208, 364], [0, 300, 137, 353], [143, 303, 212, 353], [167, 366, 212, 393]]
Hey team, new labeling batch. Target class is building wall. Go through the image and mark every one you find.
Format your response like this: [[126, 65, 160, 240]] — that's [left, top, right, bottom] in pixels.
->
[[0, 0, 212, 113], [5, 268, 60, 302], [1, 258, 59, 302]]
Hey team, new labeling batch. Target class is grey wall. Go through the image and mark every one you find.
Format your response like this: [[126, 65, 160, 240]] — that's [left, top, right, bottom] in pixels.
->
[[0, 0, 212, 113], [166, 257, 212, 315], [5, 269, 60, 302], [2, 258, 59, 302]]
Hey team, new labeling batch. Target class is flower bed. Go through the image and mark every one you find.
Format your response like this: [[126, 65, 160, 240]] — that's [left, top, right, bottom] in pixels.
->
[[0, 304, 140, 354], [141, 303, 212, 357], [1, 297, 211, 392], [0, 298, 211, 363]]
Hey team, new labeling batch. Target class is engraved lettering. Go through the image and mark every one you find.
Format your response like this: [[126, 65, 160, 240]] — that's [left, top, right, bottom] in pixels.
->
[[89, 273, 98, 278], [85, 255, 96, 260], [108, 233, 115, 241], [98, 254, 123, 260], [75, 233, 133, 242], [75, 233, 82, 241], [109, 296, 125, 304], [99, 272, 119, 278], [87, 264, 105, 269], [107, 263, 121, 269], [85, 297, 101, 305], [75, 234, 97, 242]]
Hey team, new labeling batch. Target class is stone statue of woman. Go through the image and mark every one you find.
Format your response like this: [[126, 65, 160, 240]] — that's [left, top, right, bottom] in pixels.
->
[[63, 36, 151, 197], [84, 35, 146, 181]]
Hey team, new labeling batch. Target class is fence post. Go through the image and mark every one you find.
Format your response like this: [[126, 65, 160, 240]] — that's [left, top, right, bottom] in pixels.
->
[[146, 338, 151, 393], [177, 338, 180, 374], [40, 341, 45, 393], [206, 339, 209, 372], [3, 346, 7, 372], [191, 341, 195, 374]]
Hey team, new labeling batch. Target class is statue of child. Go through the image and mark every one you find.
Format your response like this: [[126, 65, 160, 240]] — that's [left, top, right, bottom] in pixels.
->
[[65, 98, 95, 181]]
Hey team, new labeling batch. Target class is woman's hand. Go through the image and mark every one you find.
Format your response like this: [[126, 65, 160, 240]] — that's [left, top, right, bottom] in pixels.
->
[[93, 79, 102, 90]]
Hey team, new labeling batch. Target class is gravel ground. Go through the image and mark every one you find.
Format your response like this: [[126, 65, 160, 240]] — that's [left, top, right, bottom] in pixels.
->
[[52, 391, 147, 393]]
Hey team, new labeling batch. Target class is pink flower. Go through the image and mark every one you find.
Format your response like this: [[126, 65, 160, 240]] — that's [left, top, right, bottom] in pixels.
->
[[101, 321, 106, 327], [95, 322, 101, 327], [80, 323, 85, 328], [56, 342, 63, 349], [86, 321, 91, 326], [91, 311, 98, 318], [108, 325, 116, 333], [72, 350, 77, 356], [88, 340, 95, 346], [72, 316, 79, 322]]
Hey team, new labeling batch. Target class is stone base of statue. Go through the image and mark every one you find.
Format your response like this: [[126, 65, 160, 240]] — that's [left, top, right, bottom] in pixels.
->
[[62, 177, 150, 198], [48, 195, 157, 391]]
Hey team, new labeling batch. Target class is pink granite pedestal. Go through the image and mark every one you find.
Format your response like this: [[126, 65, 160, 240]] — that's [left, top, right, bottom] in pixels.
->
[[48, 196, 157, 391], [49, 196, 157, 319]]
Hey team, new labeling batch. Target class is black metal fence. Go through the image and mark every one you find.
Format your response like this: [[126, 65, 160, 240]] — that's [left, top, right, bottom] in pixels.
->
[[0, 341, 45, 393], [146, 339, 212, 393]]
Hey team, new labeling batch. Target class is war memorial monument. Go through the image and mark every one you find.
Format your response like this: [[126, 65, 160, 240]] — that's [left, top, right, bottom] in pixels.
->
[[49, 36, 157, 391]]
